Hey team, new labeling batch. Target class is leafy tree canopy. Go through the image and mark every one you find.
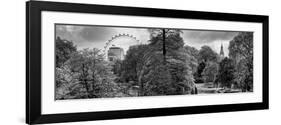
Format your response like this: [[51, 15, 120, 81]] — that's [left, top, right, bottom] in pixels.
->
[[56, 37, 77, 67], [198, 45, 218, 63], [228, 32, 253, 60], [228, 32, 253, 91]]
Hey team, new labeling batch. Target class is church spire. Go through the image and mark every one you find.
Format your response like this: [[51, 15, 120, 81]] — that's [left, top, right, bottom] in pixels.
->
[[220, 43, 224, 57]]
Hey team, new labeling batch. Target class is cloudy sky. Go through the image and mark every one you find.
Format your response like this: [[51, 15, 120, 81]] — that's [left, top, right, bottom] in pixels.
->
[[56, 24, 239, 56]]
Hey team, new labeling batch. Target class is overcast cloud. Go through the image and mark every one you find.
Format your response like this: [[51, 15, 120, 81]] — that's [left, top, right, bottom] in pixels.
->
[[56, 25, 150, 52], [182, 30, 238, 56], [56, 25, 239, 56]]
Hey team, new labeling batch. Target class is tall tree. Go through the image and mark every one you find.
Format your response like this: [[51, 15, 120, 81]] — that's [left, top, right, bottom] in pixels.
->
[[216, 58, 236, 88], [121, 29, 197, 96], [55, 37, 77, 67], [122, 30, 197, 95], [120, 45, 148, 83], [184, 45, 199, 60], [148, 29, 182, 63], [120, 44, 162, 96], [156, 32, 196, 94], [66, 48, 117, 98], [228, 32, 253, 91], [183, 45, 199, 74], [202, 62, 219, 83], [55, 64, 79, 100], [195, 46, 218, 83], [198, 45, 218, 63], [135, 45, 164, 96], [229, 32, 253, 61], [194, 62, 206, 83]]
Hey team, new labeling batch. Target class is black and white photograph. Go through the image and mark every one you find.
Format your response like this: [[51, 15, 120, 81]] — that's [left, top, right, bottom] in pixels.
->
[[24, 1, 269, 124], [55, 24, 253, 100]]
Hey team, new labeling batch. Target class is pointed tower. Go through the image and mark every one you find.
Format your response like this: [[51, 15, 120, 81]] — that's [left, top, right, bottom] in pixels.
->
[[219, 43, 224, 61], [220, 43, 224, 57]]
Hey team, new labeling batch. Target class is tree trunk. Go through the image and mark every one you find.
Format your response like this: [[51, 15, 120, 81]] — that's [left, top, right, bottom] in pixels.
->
[[162, 29, 166, 64], [82, 63, 92, 98], [138, 69, 145, 96]]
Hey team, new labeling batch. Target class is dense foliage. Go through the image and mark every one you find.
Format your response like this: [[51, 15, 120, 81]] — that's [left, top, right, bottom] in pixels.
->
[[120, 30, 197, 96], [55, 37, 77, 67], [228, 32, 253, 91], [56, 48, 118, 99], [202, 62, 219, 83], [198, 45, 218, 63], [55, 30, 254, 100], [216, 58, 236, 88]]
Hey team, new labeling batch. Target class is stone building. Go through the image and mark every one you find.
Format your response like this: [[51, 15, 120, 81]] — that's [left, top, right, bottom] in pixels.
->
[[107, 46, 124, 61]]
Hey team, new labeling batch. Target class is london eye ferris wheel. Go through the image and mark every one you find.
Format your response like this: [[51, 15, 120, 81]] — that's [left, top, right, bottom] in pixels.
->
[[103, 33, 141, 60]]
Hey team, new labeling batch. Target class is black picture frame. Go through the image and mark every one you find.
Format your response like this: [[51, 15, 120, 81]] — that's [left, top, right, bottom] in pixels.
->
[[26, 1, 269, 124]]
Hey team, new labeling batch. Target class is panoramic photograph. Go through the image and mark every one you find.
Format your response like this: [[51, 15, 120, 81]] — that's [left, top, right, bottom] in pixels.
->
[[55, 24, 253, 100]]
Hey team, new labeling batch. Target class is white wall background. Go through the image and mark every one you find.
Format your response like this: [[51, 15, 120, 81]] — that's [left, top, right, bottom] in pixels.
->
[[0, 0, 279, 124]]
